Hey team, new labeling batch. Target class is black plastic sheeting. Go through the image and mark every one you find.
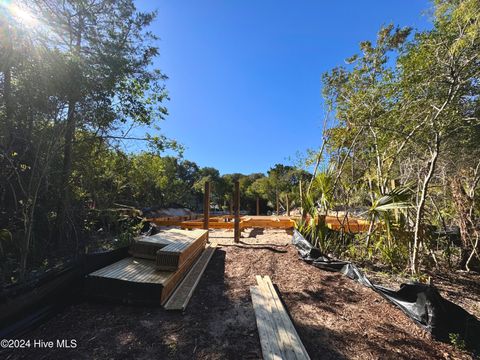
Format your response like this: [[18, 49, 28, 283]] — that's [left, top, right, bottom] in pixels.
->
[[0, 246, 130, 338], [292, 230, 480, 353]]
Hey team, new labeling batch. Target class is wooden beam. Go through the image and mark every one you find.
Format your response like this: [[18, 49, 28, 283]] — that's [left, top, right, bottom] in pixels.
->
[[256, 196, 260, 216], [234, 180, 240, 243]]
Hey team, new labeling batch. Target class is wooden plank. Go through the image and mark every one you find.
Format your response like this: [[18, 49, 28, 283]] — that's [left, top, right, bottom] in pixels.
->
[[180, 221, 235, 229], [130, 229, 207, 259], [250, 286, 283, 360], [160, 241, 206, 304], [262, 276, 310, 360], [89, 257, 170, 284], [256, 276, 297, 360], [164, 244, 216, 311], [155, 230, 207, 271]]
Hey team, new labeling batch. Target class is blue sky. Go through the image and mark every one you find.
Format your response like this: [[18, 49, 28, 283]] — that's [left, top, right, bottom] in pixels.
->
[[134, 0, 432, 175]]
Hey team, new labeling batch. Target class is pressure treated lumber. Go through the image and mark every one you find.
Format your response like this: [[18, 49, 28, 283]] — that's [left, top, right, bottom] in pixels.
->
[[130, 228, 207, 260], [251, 276, 310, 360], [85, 229, 208, 305], [155, 230, 207, 271], [164, 244, 216, 311], [250, 286, 283, 360]]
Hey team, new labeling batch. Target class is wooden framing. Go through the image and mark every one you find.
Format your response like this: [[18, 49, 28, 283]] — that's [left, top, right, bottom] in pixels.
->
[[148, 215, 370, 233], [150, 215, 296, 230]]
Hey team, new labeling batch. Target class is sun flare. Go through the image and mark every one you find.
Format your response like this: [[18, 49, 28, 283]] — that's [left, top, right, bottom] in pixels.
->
[[1, 1, 39, 27]]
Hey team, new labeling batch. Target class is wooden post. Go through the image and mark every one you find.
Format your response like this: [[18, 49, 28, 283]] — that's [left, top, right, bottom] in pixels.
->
[[203, 181, 210, 239], [276, 190, 279, 215], [234, 180, 240, 243], [299, 180, 305, 220], [256, 196, 260, 216], [286, 193, 290, 216]]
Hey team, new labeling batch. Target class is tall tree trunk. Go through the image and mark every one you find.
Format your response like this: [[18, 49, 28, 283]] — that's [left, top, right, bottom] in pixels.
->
[[451, 178, 478, 270], [365, 214, 376, 249], [4, 66, 13, 123], [411, 133, 440, 274], [55, 13, 83, 245], [1, 19, 14, 143]]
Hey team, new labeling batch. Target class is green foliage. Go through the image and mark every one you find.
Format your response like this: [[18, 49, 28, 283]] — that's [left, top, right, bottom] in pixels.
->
[[449, 333, 467, 351], [295, 192, 346, 256], [316, 0, 480, 273]]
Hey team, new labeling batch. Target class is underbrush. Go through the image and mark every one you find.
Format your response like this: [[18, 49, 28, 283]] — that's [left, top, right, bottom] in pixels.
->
[[83, 208, 144, 253], [294, 217, 466, 278], [0, 207, 144, 287]]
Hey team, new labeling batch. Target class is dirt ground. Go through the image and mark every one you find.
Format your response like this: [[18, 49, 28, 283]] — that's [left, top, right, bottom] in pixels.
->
[[2, 229, 476, 360]]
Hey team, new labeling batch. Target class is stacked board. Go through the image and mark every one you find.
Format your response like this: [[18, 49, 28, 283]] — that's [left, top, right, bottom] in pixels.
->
[[85, 229, 208, 305], [164, 244, 217, 311]]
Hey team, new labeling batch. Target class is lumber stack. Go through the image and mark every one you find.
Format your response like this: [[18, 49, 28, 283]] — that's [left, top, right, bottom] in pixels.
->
[[164, 244, 216, 311], [130, 228, 208, 271], [155, 229, 208, 271], [250, 276, 310, 360], [85, 228, 208, 305]]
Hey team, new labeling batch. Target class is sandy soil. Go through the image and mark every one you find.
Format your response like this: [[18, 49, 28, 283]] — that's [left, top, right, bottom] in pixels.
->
[[1, 229, 475, 360]]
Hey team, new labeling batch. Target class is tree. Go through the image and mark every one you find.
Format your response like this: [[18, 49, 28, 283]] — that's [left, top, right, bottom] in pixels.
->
[[398, 0, 480, 272], [0, 0, 172, 282], [316, 0, 480, 273], [19, 0, 171, 242]]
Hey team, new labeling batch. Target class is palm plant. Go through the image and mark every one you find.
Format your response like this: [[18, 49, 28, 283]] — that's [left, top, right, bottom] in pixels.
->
[[295, 190, 342, 255], [364, 183, 413, 249], [309, 170, 334, 214]]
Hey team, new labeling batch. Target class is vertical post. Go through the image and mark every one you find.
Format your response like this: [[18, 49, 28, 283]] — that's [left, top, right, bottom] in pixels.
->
[[203, 181, 210, 239], [256, 196, 260, 216], [286, 193, 290, 216], [299, 180, 305, 220], [276, 190, 279, 215], [234, 180, 240, 243]]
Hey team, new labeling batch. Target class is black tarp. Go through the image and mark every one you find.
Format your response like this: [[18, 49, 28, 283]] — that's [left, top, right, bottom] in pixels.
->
[[292, 230, 480, 353], [0, 246, 129, 338]]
